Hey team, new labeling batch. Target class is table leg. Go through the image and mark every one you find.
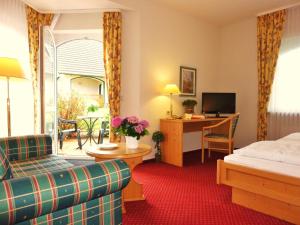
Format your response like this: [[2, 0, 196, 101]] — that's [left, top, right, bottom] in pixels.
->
[[90, 118, 99, 144], [122, 156, 145, 202], [89, 118, 92, 144], [80, 118, 99, 146], [94, 155, 146, 214], [122, 194, 126, 213]]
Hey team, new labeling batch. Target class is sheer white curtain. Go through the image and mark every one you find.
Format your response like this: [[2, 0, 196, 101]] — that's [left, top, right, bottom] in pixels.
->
[[0, 0, 34, 137], [268, 6, 300, 139]]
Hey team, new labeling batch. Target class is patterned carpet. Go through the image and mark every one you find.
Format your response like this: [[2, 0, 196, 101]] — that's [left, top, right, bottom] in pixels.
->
[[123, 151, 291, 225]]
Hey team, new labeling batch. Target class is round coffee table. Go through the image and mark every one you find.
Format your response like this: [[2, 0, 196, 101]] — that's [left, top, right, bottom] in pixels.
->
[[86, 143, 151, 204]]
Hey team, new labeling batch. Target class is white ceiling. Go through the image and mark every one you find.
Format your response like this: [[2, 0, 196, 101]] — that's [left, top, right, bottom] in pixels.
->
[[22, 0, 129, 13], [154, 0, 300, 25], [22, 0, 300, 25]]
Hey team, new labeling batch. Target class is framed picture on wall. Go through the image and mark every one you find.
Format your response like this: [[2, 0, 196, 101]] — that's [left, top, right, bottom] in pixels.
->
[[179, 66, 196, 96]]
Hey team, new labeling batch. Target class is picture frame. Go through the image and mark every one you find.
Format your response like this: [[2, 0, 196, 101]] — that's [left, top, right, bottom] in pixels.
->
[[179, 66, 196, 96]]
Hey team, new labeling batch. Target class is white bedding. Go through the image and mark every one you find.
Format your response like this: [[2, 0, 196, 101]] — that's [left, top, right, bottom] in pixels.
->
[[224, 132, 300, 177], [233, 133, 300, 166], [224, 154, 300, 178], [278, 132, 300, 142]]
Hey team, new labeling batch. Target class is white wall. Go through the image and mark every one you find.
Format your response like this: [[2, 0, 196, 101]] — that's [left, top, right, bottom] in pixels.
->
[[217, 18, 257, 147], [54, 13, 102, 31], [0, 0, 34, 137], [0, 77, 34, 137], [119, 0, 259, 157], [119, 0, 220, 158], [54, 13, 102, 45]]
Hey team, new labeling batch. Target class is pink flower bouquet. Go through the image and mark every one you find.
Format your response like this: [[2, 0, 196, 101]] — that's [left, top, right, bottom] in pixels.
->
[[111, 116, 150, 140]]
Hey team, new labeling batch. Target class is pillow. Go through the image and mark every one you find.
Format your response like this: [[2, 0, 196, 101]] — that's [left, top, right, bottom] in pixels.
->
[[0, 146, 13, 181]]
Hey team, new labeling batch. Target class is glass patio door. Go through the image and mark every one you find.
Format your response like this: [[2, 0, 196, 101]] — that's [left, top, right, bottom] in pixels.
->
[[41, 26, 57, 153]]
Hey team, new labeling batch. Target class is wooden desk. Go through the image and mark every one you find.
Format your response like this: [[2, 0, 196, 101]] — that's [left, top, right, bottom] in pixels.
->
[[160, 118, 224, 167]]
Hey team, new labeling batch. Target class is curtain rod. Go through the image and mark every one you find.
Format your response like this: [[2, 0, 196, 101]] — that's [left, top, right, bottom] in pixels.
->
[[257, 2, 300, 16], [20, 1, 124, 14], [34, 8, 123, 14]]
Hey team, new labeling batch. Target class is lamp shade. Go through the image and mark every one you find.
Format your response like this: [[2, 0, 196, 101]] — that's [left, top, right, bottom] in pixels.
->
[[0, 57, 25, 79], [163, 84, 181, 95]]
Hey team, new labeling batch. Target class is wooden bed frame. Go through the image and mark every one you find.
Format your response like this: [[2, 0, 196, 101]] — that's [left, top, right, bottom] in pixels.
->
[[217, 160, 300, 224]]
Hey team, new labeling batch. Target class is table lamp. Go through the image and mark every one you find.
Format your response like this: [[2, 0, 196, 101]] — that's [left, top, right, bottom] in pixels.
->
[[0, 57, 26, 136], [163, 84, 181, 118]]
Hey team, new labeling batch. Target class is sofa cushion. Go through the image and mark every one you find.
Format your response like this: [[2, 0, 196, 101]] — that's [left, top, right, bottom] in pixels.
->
[[10, 155, 74, 178], [0, 146, 13, 181]]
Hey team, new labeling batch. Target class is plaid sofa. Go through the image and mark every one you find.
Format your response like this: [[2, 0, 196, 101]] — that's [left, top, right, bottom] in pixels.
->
[[0, 135, 131, 225]]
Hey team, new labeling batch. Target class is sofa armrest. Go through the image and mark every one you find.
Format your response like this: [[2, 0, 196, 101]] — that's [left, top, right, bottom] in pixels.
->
[[0, 134, 52, 162], [0, 159, 130, 225]]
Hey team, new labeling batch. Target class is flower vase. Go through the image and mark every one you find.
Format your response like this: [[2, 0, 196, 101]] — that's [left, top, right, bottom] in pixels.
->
[[125, 136, 139, 149]]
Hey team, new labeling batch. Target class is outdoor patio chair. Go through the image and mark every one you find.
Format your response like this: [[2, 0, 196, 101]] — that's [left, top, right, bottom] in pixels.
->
[[98, 120, 109, 144], [58, 118, 82, 150]]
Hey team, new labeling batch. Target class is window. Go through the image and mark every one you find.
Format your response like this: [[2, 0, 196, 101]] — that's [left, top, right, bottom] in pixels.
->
[[267, 6, 300, 140], [268, 7, 300, 113]]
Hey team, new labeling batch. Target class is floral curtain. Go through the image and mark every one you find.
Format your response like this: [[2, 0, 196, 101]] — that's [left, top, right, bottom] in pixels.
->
[[257, 10, 286, 141], [103, 12, 122, 142], [26, 6, 53, 133]]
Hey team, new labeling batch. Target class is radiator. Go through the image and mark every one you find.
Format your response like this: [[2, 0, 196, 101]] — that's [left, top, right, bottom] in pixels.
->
[[267, 112, 300, 140]]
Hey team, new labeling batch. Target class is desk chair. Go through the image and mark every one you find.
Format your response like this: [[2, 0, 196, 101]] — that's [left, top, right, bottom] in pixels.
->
[[58, 118, 82, 150], [201, 113, 240, 163]]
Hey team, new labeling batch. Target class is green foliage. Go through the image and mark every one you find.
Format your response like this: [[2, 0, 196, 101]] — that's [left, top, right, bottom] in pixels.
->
[[58, 92, 85, 130], [182, 99, 198, 107], [152, 131, 164, 162], [152, 131, 165, 143], [87, 104, 99, 113]]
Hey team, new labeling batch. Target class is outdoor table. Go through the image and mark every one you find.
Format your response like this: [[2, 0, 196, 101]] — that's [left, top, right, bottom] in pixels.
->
[[77, 115, 103, 146]]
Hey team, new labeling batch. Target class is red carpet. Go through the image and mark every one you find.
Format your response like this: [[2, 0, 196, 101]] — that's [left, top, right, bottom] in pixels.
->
[[123, 151, 291, 225]]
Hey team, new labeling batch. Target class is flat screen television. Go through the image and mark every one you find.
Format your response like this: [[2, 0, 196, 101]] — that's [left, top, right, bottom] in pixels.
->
[[202, 92, 236, 117]]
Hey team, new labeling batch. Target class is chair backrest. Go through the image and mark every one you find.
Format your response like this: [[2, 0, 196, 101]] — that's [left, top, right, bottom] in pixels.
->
[[230, 113, 240, 137], [101, 121, 109, 130], [58, 118, 77, 132]]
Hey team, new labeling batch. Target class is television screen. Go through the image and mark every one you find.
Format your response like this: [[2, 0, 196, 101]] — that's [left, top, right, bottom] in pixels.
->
[[202, 93, 236, 114]]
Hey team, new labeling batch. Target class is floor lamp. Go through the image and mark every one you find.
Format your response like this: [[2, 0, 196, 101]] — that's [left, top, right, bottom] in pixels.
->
[[163, 84, 181, 118], [0, 57, 26, 136]]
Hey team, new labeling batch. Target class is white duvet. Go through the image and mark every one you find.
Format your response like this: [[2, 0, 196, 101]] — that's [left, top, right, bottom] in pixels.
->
[[234, 133, 300, 166]]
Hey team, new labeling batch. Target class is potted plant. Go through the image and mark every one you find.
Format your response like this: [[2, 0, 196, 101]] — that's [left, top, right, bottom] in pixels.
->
[[111, 116, 150, 149], [152, 131, 165, 162], [87, 104, 99, 114], [182, 99, 197, 113]]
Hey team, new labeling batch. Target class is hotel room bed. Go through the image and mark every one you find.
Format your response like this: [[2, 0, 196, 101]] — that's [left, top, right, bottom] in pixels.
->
[[217, 133, 300, 224]]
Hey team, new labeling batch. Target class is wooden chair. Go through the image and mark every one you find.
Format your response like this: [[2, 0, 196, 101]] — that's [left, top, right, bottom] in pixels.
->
[[201, 113, 240, 163]]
